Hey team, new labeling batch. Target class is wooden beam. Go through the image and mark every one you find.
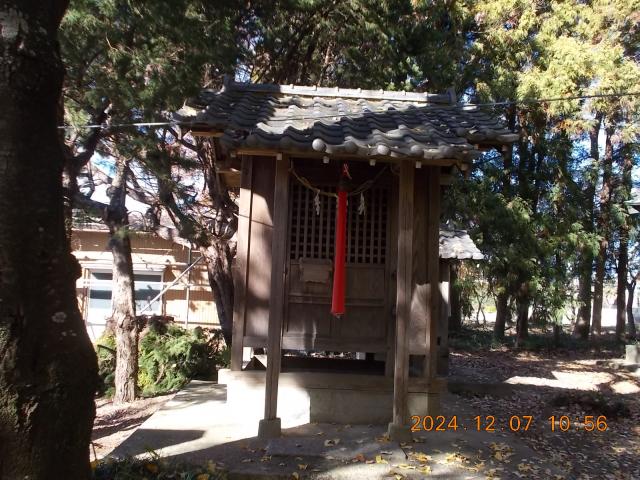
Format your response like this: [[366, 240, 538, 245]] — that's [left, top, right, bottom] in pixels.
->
[[437, 260, 451, 376], [234, 148, 472, 168], [391, 161, 414, 428], [425, 167, 441, 380], [230, 156, 253, 371], [263, 156, 290, 421]]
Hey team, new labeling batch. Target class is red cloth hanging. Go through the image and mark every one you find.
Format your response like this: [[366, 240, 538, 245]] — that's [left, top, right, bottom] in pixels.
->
[[331, 164, 350, 317]]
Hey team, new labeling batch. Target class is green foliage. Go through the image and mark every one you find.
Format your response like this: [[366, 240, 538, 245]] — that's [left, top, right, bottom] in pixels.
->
[[449, 326, 506, 351], [96, 333, 116, 398], [96, 325, 227, 398], [138, 325, 221, 397], [93, 453, 226, 480]]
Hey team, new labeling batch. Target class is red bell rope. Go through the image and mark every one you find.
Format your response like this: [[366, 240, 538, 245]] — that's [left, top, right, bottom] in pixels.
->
[[331, 163, 351, 317]]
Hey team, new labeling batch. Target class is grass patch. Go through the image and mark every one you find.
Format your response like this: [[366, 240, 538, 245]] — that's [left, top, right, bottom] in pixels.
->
[[449, 324, 625, 356]]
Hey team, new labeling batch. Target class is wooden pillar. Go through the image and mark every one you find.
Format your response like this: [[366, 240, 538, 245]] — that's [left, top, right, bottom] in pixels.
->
[[231, 156, 253, 371], [437, 260, 450, 376], [425, 167, 441, 380], [388, 161, 414, 442], [258, 156, 290, 439]]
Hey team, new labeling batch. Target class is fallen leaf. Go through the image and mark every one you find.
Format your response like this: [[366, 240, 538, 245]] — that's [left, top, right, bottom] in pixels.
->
[[298, 464, 308, 470], [376, 455, 389, 464]]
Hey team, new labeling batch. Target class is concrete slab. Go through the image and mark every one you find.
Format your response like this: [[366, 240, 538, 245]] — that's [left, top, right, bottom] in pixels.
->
[[110, 380, 565, 479]]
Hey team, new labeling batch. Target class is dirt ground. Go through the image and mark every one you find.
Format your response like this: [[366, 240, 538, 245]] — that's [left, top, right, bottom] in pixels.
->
[[92, 394, 174, 460], [448, 346, 640, 480]]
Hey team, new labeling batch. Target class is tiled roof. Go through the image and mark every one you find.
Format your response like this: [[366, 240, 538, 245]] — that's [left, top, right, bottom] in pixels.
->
[[175, 80, 519, 163], [440, 229, 484, 260]]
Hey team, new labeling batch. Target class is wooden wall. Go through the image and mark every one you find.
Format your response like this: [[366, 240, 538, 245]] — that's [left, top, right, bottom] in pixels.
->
[[233, 156, 443, 367], [72, 229, 217, 340]]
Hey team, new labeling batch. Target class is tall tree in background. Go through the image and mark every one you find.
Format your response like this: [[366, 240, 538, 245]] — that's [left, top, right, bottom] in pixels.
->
[[0, 1, 97, 477], [60, 0, 243, 396], [460, 0, 639, 341]]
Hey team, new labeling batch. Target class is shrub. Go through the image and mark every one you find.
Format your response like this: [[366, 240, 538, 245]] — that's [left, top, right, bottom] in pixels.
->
[[94, 324, 228, 398], [138, 324, 217, 396], [95, 333, 116, 397]]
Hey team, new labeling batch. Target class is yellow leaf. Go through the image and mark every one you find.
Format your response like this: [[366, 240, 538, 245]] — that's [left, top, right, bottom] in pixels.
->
[[517, 463, 531, 472], [376, 455, 388, 464], [195, 474, 210, 480], [298, 464, 308, 470]]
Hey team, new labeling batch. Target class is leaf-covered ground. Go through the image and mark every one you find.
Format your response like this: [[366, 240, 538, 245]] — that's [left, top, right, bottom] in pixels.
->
[[94, 334, 639, 479], [448, 342, 640, 480]]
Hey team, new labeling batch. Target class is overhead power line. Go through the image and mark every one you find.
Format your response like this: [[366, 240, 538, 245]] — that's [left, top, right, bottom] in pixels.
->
[[57, 90, 640, 131]]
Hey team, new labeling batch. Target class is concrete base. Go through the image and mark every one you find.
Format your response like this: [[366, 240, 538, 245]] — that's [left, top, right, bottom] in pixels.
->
[[387, 422, 413, 443], [219, 369, 445, 425], [625, 344, 640, 364], [258, 417, 282, 439]]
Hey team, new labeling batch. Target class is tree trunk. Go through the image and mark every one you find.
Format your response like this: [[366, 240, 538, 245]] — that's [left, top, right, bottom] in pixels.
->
[[573, 115, 601, 339], [106, 157, 138, 403], [515, 283, 529, 347], [618, 146, 634, 339], [591, 126, 614, 336], [615, 242, 626, 339], [202, 242, 235, 344], [493, 290, 509, 341], [0, 2, 98, 478], [591, 245, 606, 336], [574, 257, 593, 339], [448, 263, 462, 332], [627, 280, 637, 340]]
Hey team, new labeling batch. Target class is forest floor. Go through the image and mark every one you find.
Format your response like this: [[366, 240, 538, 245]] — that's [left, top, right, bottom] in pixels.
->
[[448, 327, 640, 480], [92, 393, 175, 460]]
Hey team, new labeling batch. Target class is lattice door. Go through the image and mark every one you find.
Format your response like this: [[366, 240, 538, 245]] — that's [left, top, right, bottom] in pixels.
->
[[289, 184, 388, 265]]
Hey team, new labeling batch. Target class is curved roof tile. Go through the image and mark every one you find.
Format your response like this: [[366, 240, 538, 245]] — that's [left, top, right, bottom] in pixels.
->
[[176, 80, 518, 162]]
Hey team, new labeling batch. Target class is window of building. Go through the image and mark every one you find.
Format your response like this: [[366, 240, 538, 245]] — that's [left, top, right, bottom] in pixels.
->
[[87, 270, 164, 322]]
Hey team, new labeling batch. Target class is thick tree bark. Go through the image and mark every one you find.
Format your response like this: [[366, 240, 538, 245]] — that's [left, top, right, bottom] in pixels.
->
[[575, 258, 593, 339], [201, 242, 234, 344], [616, 237, 628, 340], [515, 283, 529, 347], [448, 262, 462, 332], [627, 280, 637, 340], [618, 146, 634, 339], [493, 290, 509, 341], [106, 157, 138, 403], [0, 2, 98, 478], [574, 115, 601, 339], [591, 126, 614, 337]]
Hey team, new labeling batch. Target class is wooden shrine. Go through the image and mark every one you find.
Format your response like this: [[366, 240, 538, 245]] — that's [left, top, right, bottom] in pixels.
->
[[177, 78, 517, 440]]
